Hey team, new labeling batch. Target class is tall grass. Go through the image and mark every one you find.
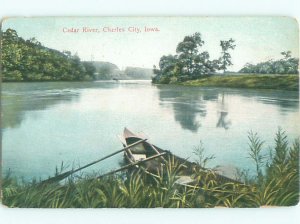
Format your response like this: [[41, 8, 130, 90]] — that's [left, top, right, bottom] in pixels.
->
[[1, 129, 299, 208]]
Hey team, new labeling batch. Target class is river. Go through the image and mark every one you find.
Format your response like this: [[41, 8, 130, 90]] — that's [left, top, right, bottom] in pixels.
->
[[1, 80, 299, 181]]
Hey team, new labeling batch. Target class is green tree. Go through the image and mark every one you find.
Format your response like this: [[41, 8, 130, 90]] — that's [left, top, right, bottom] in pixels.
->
[[152, 33, 235, 84], [176, 32, 205, 76], [281, 51, 291, 60], [219, 38, 236, 73], [1, 29, 96, 82], [83, 62, 96, 79], [239, 51, 299, 74], [152, 55, 179, 83]]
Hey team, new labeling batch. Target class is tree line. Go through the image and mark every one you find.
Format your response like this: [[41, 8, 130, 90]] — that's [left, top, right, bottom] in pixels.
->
[[1, 29, 96, 82], [152, 32, 236, 84], [239, 51, 298, 74]]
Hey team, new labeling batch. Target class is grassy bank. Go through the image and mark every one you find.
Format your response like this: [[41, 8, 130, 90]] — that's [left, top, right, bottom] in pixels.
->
[[181, 74, 299, 91], [1, 129, 299, 208]]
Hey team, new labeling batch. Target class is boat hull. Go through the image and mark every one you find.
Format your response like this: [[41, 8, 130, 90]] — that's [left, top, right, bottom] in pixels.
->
[[122, 128, 242, 185]]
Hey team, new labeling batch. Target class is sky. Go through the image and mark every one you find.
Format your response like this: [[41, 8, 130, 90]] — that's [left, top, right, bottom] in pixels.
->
[[2, 17, 299, 71]]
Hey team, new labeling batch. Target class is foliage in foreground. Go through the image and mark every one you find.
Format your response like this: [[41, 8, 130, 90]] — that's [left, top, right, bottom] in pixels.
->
[[1, 130, 299, 208], [182, 74, 299, 91]]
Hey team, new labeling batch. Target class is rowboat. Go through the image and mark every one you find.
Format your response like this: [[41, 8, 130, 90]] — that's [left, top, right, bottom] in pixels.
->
[[119, 128, 241, 186], [41, 127, 241, 185]]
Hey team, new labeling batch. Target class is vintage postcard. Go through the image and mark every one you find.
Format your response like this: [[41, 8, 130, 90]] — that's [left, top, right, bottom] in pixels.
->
[[0, 17, 299, 208]]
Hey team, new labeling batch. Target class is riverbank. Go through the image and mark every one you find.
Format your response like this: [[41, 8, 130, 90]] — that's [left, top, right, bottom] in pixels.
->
[[2, 130, 299, 208], [181, 74, 299, 91]]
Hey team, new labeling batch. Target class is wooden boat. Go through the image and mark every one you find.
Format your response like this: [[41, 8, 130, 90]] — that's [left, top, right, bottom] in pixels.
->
[[41, 127, 242, 185], [119, 128, 241, 186]]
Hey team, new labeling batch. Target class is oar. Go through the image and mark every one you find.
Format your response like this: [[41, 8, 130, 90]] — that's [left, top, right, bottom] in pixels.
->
[[41, 138, 147, 184], [148, 143, 167, 163], [97, 152, 167, 178]]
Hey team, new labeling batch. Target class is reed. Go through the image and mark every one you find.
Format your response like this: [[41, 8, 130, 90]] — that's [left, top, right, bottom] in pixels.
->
[[1, 129, 299, 208]]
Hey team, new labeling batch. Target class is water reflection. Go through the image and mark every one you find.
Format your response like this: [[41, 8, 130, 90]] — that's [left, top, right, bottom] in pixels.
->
[[173, 100, 206, 132], [1, 82, 118, 129], [216, 93, 231, 130], [156, 85, 298, 132], [1, 90, 80, 129], [216, 111, 231, 129], [2, 81, 299, 180], [235, 88, 299, 113], [157, 86, 218, 132]]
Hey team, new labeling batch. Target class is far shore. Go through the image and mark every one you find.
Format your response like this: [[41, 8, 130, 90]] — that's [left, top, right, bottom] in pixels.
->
[[179, 74, 299, 91]]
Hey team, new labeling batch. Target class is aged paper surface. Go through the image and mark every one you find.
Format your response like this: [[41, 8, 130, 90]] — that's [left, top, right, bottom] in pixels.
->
[[1, 17, 299, 208]]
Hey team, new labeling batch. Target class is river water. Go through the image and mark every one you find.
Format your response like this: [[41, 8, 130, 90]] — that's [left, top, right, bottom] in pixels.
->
[[1, 80, 299, 181]]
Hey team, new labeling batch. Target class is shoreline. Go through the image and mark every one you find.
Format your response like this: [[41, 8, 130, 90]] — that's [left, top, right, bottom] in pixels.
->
[[178, 74, 299, 91]]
